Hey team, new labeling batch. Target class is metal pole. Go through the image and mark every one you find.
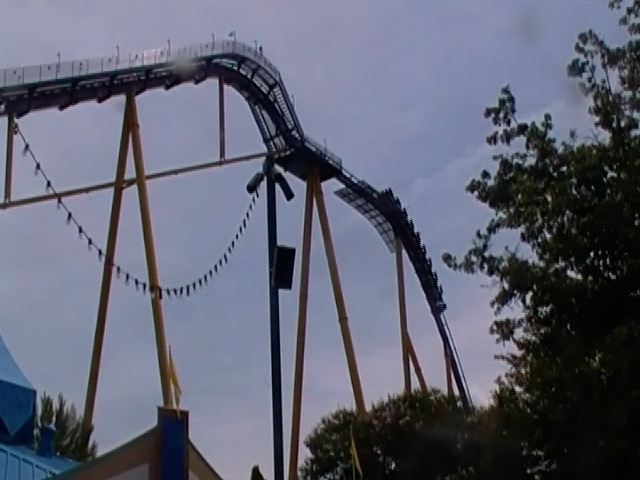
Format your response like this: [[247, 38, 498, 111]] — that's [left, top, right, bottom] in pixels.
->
[[287, 177, 314, 480], [445, 345, 454, 398], [4, 115, 14, 202], [218, 77, 226, 160], [394, 236, 411, 393], [127, 91, 172, 406], [82, 101, 131, 435], [311, 172, 366, 414], [407, 335, 427, 392], [266, 157, 284, 480], [0, 150, 269, 212]]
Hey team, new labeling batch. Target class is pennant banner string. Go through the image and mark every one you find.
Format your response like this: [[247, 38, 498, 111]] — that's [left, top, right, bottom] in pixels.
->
[[13, 123, 261, 300]]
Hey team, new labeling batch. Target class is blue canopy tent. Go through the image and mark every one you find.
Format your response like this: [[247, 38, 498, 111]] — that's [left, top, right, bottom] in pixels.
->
[[0, 334, 36, 446]]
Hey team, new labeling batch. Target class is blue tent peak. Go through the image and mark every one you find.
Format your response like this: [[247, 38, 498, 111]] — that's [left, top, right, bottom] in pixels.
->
[[0, 335, 34, 391], [0, 334, 36, 445]]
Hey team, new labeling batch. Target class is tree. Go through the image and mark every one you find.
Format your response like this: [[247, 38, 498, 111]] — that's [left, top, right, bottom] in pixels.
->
[[299, 389, 506, 480], [36, 392, 97, 461], [250, 465, 266, 480], [443, 1, 640, 477]]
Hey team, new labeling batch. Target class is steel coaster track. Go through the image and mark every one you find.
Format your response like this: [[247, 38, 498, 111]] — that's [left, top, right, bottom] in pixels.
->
[[0, 39, 472, 411]]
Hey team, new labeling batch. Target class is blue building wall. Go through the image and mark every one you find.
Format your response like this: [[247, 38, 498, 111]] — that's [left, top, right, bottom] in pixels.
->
[[158, 407, 188, 480]]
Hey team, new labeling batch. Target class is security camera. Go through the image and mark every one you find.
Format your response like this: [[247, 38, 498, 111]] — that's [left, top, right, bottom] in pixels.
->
[[246, 171, 265, 194]]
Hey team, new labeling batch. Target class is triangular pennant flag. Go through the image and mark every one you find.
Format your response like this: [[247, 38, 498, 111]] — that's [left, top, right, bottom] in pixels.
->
[[350, 426, 363, 478], [168, 346, 182, 410]]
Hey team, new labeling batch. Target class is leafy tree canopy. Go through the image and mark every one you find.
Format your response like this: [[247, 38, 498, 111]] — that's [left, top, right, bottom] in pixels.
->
[[300, 389, 525, 480], [36, 392, 97, 462], [442, 0, 640, 477]]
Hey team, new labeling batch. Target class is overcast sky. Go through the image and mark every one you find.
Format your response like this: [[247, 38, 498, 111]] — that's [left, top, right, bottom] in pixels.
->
[[0, 1, 621, 478]]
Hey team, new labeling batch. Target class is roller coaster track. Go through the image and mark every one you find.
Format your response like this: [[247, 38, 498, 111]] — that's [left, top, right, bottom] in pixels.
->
[[0, 39, 472, 411]]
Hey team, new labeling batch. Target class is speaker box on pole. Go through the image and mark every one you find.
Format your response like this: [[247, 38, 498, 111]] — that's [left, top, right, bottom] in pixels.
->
[[272, 245, 296, 290]]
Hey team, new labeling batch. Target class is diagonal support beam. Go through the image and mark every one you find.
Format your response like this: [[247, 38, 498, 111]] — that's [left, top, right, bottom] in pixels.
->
[[406, 335, 427, 392], [287, 177, 314, 480], [312, 171, 366, 414], [445, 345, 454, 398], [394, 236, 411, 393], [0, 150, 266, 211], [127, 91, 172, 406], [82, 100, 131, 435]]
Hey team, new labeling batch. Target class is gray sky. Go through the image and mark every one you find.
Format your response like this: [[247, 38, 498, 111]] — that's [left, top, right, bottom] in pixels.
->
[[0, 0, 620, 478]]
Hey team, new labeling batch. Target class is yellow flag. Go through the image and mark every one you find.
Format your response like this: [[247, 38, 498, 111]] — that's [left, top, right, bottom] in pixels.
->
[[349, 427, 363, 478], [168, 346, 182, 410]]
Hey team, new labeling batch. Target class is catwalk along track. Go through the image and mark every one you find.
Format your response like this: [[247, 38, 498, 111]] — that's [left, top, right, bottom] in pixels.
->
[[0, 40, 472, 412]]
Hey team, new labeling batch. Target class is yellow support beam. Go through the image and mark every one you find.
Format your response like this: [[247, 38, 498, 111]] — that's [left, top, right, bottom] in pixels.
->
[[0, 151, 268, 211]]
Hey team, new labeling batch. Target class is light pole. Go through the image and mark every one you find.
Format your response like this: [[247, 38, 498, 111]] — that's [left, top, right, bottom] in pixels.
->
[[246, 157, 295, 480]]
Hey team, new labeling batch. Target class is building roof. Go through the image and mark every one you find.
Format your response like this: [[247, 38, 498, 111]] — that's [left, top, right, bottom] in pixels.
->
[[0, 334, 77, 479], [0, 334, 36, 444], [0, 336, 33, 391], [54, 423, 225, 480], [53, 429, 155, 479], [0, 442, 77, 479]]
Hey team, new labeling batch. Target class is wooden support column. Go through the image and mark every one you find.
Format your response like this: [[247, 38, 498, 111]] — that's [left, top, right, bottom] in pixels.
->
[[82, 101, 131, 433], [4, 115, 15, 202], [311, 172, 366, 414], [394, 236, 411, 393], [287, 178, 314, 480], [406, 335, 427, 392], [127, 92, 172, 406], [218, 77, 226, 160]]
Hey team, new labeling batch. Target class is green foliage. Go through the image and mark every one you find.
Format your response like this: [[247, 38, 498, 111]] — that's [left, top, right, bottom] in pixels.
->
[[300, 389, 526, 480], [36, 392, 97, 462], [250, 465, 266, 480], [442, 1, 640, 477]]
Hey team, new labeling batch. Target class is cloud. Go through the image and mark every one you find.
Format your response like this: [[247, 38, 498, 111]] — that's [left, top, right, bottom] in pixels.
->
[[0, 0, 620, 478]]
